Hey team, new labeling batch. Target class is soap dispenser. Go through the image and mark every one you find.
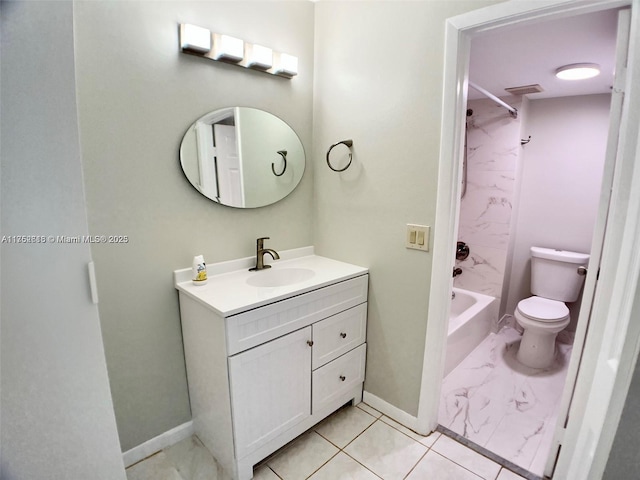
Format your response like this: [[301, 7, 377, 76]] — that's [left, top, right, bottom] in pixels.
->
[[192, 255, 208, 285]]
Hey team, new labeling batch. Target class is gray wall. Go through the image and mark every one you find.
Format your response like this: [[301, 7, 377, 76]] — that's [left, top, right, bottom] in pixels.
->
[[312, 0, 503, 416], [6, 1, 640, 472], [73, 1, 315, 450], [1, 2, 125, 478], [505, 94, 611, 329]]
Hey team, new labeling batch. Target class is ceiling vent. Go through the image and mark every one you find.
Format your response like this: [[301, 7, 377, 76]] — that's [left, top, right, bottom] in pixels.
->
[[504, 84, 544, 95]]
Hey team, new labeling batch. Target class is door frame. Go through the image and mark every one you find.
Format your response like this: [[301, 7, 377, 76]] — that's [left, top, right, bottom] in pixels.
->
[[417, 0, 640, 478]]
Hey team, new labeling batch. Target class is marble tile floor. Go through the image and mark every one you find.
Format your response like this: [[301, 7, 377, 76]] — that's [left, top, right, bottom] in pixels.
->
[[127, 401, 527, 480], [439, 326, 573, 478]]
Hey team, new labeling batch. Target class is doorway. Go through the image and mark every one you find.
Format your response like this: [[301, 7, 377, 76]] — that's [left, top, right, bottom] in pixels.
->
[[417, 1, 640, 479], [441, 9, 617, 478]]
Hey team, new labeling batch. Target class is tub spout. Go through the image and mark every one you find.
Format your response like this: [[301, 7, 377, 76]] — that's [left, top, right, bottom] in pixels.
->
[[453, 267, 463, 277]]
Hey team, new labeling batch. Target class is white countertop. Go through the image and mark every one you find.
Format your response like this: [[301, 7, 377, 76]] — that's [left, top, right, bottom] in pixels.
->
[[174, 247, 368, 317]]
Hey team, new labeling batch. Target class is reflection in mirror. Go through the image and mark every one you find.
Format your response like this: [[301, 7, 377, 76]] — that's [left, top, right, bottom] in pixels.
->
[[180, 107, 305, 208]]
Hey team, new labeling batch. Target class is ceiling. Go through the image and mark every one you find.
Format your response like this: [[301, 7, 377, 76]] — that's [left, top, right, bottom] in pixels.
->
[[468, 8, 620, 101]]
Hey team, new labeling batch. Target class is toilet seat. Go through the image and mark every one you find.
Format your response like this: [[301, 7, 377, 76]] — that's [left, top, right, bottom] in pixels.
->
[[516, 296, 569, 323]]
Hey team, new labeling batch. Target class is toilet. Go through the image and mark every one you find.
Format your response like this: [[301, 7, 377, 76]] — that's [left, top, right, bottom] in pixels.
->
[[515, 246, 590, 369]]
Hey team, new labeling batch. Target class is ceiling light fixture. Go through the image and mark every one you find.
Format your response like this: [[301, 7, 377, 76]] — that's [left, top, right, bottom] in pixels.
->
[[555, 63, 601, 80]]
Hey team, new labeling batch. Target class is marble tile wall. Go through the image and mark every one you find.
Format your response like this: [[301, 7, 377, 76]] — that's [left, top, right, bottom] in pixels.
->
[[455, 97, 523, 305]]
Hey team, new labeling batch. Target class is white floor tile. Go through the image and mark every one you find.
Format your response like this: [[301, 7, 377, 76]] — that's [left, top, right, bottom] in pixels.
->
[[344, 420, 427, 480], [309, 452, 380, 480], [163, 436, 225, 480], [126, 452, 183, 480], [496, 468, 527, 480], [267, 431, 339, 480], [357, 402, 382, 418], [483, 411, 546, 472], [314, 405, 376, 448], [431, 435, 501, 480], [252, 465, 280, 480], [379, 416, 441, 447], [406, 451, 483, 480], [526, 408, 559, 477], [439, 326, 571, 475]]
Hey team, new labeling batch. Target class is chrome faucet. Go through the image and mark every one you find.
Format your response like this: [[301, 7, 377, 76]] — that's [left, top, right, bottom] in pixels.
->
[[249, 237, 280, 271]]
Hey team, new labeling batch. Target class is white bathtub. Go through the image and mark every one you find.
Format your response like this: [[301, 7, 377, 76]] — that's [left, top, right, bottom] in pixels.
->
[[443, 288, 498, 377]]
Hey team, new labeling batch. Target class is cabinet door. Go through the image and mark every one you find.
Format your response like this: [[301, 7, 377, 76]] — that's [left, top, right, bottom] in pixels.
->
[[228, 326, 312, 459]]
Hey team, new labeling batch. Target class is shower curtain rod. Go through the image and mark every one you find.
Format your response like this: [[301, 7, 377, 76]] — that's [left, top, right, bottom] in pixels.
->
[[468, 81, 518, 118]]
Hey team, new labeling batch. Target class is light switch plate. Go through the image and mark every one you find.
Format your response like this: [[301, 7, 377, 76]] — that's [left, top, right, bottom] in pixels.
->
[[406, 224, 430, 252]]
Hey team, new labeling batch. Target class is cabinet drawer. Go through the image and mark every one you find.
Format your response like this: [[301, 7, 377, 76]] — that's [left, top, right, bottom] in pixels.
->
[[312, 303, 367, 370], [226, 275, 368, 356], [312, 344, 366, 413]]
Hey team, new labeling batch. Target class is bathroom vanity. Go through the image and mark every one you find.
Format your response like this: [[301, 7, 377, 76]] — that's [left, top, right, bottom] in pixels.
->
[[174, 247, 368, 480]]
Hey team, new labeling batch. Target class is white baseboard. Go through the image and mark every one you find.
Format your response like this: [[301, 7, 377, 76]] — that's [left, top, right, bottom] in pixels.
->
[[363, 390, 418, 431], [123, 421, 194, 468]]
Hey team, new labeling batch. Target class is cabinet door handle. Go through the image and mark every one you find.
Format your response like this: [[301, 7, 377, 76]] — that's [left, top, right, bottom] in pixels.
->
[[339, 375, 346, 381], [340, 332, 347, 339], [307, 340, 314, 347]]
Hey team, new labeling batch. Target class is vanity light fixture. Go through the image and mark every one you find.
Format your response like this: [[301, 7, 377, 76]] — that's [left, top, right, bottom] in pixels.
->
[[555, 63, 601, 80], [213, 34, 244, 63], [180, 24, 212, 54], [246, 44, 273, 70], [273, 53, 299, 78], [178, 23, 297, 79]]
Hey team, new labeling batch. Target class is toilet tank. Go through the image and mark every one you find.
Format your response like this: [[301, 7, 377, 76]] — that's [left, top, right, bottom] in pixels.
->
[[530, 247, 590, 302]]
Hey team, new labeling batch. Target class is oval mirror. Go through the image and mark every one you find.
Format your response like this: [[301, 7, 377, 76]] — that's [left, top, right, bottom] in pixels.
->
[[180, 107, 305, 208]]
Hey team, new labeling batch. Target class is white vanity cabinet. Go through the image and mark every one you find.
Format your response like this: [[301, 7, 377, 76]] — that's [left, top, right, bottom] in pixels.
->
[[175, 252, 368, 480]]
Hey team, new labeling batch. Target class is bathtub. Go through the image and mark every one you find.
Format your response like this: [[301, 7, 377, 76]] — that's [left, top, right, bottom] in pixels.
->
[[443, 288, 498, 377]]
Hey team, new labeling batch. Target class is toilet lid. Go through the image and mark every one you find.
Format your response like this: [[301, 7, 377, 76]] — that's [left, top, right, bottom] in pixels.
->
[[517, 296, 569, 322]]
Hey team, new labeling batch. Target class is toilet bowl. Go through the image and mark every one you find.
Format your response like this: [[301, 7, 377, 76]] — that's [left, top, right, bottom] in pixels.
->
[[515, 296, 570, 368], [514, 246, 588, 369]]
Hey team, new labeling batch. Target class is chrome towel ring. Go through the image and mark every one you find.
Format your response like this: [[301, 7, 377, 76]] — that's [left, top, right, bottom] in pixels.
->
[[272, 150, 287, 176], [326, 139, 354, 172]]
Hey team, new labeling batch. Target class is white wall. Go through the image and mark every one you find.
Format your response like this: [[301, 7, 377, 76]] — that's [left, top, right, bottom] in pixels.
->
[[73, 1, 315, 450], [455, 97, 524, 307], [1, 2, 125, 478], [312, 0, 503, 417], [505, 94, 611, 326]]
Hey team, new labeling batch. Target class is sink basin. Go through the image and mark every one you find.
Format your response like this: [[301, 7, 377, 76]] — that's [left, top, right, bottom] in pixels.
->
[[246, 267, 315, 288]]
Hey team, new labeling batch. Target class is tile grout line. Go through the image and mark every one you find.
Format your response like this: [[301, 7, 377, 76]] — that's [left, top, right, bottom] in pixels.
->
[[267, 464, 284, 480], [265, 403, 376, 480], [339, 410, 437, 480], [301, 448, 341, 480], [339, 450, 385, 480], [430, 450, 488, 480], [309, 415, 383, 480], [401, 448, 431, 480], [312, 407, 437, 480], [334, 417, 393, 480]]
